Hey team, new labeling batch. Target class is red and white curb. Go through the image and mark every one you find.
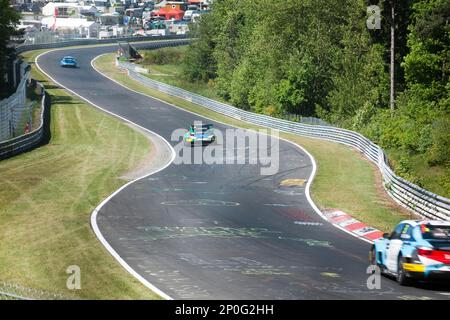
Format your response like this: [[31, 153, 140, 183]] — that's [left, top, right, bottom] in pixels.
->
[[324, 210, 384, 241]]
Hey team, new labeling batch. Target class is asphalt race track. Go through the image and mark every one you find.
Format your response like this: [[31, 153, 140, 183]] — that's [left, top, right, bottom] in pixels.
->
[[37, 42, 450, 300]]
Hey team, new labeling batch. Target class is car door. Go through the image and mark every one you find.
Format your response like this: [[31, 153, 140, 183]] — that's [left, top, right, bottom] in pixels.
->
[[386, 223, 405, 272]]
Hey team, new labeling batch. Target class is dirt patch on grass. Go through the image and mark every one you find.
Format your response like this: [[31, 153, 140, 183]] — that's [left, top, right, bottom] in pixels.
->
[[120, 123, 173, 180]]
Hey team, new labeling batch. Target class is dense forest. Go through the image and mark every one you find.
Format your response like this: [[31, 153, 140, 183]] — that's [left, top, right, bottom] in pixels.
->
[[181, 0, 450, 197]]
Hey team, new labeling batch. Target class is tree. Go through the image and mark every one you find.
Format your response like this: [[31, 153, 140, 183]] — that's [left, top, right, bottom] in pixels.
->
[[401, 0, 450, 166], [0, 0, 21, 98], [182, 8, 218, 82]]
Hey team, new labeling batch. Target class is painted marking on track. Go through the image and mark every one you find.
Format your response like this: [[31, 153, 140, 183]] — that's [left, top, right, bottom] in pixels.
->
[[180, 218, 206, 225], [153, 188, 186, 192], [280, 179, 307, 187], [160, 199, 240, 206], [136, 226, 281, 241], [294, 221, 323, 226], [273, 189, 303, 196], [128, 226, 333, 249], [263, 203, 292, 207], [278, 236, 332, 247], [397, 295, 433, 301], [178, 254, 296, 277], [320, 272, 340, 278], [232, 268, 292, 276], [163, 174, 188, 180]]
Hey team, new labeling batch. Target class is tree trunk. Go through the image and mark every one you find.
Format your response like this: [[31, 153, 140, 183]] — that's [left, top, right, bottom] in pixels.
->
[[390, 0, 395, 112]]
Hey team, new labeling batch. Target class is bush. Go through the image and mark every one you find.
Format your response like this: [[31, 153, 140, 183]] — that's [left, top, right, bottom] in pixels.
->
[[427, 116, 450, 166], [143, 47, 187, 65]]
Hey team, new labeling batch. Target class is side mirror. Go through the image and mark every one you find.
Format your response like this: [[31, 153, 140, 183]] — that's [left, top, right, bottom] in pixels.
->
[[383, 233, 390, 239]]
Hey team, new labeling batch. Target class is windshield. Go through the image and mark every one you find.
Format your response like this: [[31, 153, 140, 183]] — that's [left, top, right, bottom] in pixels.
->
[[421, 224, 450, 241], [190, 125, 212, 133]]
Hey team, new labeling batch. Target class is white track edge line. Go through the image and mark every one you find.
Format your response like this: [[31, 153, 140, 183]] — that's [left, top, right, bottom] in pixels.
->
[[35, 49, 176, 300], [92, 53, 374, 245]]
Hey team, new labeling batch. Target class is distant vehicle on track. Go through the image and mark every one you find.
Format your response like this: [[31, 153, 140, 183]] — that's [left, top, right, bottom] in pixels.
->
[[370, 220, 450, 285], [60, 56, 78, 68], [183, 124, 215, 146]]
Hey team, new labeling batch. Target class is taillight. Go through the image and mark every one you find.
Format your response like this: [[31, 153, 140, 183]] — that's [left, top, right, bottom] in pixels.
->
[[417, 247, 433, 256], [416, 247, 450, 263]]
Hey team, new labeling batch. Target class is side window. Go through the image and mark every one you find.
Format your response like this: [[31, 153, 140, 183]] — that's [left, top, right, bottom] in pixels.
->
[[390, 224, 404, 240], [400, 224, 414, 241]]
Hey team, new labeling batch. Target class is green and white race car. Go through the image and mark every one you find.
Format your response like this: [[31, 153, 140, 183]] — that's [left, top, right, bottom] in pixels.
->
[[183, 124, 216, 146]]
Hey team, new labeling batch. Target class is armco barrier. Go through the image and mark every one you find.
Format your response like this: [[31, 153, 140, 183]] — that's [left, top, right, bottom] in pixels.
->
[[0, 82, 48, 160], [117, 60, 450, 221], [15, 34, 189, 54]]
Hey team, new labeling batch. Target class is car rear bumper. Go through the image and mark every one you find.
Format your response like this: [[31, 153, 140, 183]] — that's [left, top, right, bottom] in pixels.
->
[[184, 137, 215, 144], [404, 263, 450, 281]]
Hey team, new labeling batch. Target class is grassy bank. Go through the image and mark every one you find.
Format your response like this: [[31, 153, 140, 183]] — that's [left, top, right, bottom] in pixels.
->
[[95, 53, 413, 232], [0, 49, 160, 299]]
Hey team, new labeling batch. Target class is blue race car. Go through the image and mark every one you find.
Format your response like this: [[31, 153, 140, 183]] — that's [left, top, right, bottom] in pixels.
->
[[183, 124, 216, 146], [370, 220, 450, 285], [60, 56, 78, 68]]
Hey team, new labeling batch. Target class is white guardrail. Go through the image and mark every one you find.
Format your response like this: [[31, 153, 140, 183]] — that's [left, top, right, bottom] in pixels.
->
[[117, 60, 450, 221], [0, 80, 47, 160], [0, 36, 189, 160], [15, 34, 189, 54], [0, 71, 28, 142]]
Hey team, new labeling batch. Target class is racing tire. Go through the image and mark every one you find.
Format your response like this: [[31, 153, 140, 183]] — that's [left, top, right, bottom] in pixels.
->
[[396, 255, 411, 286], [370, 246, 386, 275], [369, 246, 376, 265]]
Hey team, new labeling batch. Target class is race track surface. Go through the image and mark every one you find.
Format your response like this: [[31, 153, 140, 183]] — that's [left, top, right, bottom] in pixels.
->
[[37, 43, 450, 299]]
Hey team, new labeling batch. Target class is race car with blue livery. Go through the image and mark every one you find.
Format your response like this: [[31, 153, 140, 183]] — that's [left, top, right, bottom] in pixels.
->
[[370, 220, 450, 285], [60, 56, 78, 68], [184, 124, 215, 146]]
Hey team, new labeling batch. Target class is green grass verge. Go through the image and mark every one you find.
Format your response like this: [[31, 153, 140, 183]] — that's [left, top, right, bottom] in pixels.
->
[[386, 148, 449, 199], [0, 49, 161, 299], [95, 53, 415, 232]]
